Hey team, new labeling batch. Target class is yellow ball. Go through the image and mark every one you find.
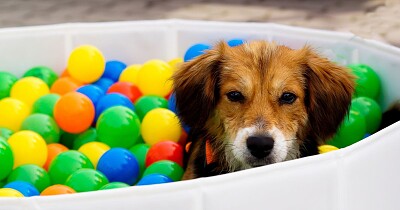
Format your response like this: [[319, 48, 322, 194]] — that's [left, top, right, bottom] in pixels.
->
[[119, 64, 141, 85], [318, 145, 339, 154], [11, 77, 49, 106], [8, 130, 48, 168], [0, 98, 30, 132], [78, 142, 110, 168], [0, 188, 24, 197], [141, 108, 181, 146], [137, 60, 173, 97], [67, 45, 105, 83], [168, 57, 183, 72]]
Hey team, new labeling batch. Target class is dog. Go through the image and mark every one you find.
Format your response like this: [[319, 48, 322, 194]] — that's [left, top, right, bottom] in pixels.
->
[[172, 40, 355, 180]]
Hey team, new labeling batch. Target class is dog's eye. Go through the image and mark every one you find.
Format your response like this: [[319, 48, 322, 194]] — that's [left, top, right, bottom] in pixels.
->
[[279, 92, 297, 104], [227, 91, 245, 102]]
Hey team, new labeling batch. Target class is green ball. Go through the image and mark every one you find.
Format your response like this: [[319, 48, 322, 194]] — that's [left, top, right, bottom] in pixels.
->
[[32, 94, 60, 117], [48, 150, 94, 184], [327, 110, 367, 148], [0, 72, 18, 100], [7, 164, 50, 192], [21, 113, 60, 144], [348, 64, 381, 100], [0, 137, 13, 180], [23, 66, 58, 87], [0, 179, 5, 188], [134, 96, 168, 121], [97, 106, 141, 149], [72, 127, 98, 150], [65, 168, 109, 193], [99, 182, 130, 190], [143, 160, 184, 182], [0, 127, 13, 139], [129, 143, 150, 177], [351, 97, 382, 134]]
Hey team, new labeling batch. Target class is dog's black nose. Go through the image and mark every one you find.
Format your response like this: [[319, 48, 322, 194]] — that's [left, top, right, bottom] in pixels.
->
[[246, 135, 274, 159]]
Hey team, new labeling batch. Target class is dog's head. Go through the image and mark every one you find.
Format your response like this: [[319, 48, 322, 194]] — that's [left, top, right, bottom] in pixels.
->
[[173, 41, 354, 170]]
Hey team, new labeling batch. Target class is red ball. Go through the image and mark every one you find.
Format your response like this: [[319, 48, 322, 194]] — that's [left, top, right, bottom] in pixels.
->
[[107, 82, 142, 103], [145, 141, 183, 167]]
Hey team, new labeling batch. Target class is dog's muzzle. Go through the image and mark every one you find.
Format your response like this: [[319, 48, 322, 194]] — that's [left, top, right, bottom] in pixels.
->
[[246, 135, 274, 159]]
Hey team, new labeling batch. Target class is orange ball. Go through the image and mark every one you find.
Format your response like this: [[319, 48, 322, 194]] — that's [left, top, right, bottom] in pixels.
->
[[53, 92, 95, 134], [41, 184, 76, 196], [43, 143, 69, 171], [60, 69, 70, 78], [50, 77, 81, 96]]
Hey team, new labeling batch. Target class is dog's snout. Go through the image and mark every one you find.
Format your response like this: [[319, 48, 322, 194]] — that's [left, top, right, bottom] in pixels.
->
[[246, 135, 274, 159]]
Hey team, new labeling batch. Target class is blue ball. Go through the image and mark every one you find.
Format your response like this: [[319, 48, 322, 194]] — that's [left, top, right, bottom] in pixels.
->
[[97, 148, 140, 185], [227, 39, 244, 47], [184, 43, 211, 62], [93, 78, 114, 92], [102, 60, 127, 82], [167, 92, 177, 113], [4, 181, 39, 197], [76, 85, 105, 106], [136, 174, 173, 186], [95, 93, 135, 121]]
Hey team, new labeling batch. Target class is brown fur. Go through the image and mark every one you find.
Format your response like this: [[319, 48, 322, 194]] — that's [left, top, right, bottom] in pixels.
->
[[173, 41, 355, 180]]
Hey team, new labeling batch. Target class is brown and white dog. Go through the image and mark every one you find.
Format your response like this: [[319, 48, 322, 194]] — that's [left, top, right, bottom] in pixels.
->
[[172, 40, 355, 180]]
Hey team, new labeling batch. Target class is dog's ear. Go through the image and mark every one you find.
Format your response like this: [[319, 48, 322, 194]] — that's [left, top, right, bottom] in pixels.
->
[[304, 48, 355, 142], [172, 42, 227, 130]]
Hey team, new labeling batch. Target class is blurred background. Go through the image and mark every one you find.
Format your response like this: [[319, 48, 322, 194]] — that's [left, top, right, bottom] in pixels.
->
[[0, 0, 398, 47]]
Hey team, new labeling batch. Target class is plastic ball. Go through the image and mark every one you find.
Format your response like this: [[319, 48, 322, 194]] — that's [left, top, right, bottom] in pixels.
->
[[99, 182, 130, 190], [41, 184, 76, 196], [184, 43, 211, 62], [0, 98, 31, 132], [141, 108, 182, 146], [67, 45, 105, 83], [135, 95, 168, 121], [143, 160, 184, 182], [78, 142, 110, 168], [136, 60, 173, 97], [326, 110, 367, 148], [0, 72, 18, 100], [167, 92, 177, 113], [136, 174, 173, 186], [8, 131, 48, 168], [65, 168, 109, 192], [43, 143, 69, 171], [32, 94, 60, 117], [349, 64, 381, 100], [146, 141, 184, 168], [102, 60, 127, 82], [4, 181, 39, 197], [21, 113, 60, 144], [97, 148, 140, 185], [107, 82, 142, 103], [119, 64, 141, 85], [93, 78, 114, 93], [168, 58, 183, 72], [0, 137, 13, 180], [11, 77, 49, 106], [76, 85, 105, 107], [54, 92, 95, 134], [129, 143, 150, 177], [48, 150, 94, 184], [96, 106, 141, 149], [318, 145, 339, 154], [23, 66, 58, 87], [95, 93, 134, 121], [71, 127, 98, 150], [227, 39, 245, 47], [0, 188, 24, 197], [0, 127, 13, 139], [351, 97, 382, 134], [7, 164, 51, 192], [50, 77, 81, 96]]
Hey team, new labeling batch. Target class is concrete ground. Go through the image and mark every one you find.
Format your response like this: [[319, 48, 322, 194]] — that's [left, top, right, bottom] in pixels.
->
[[0, 0, 399, 47]]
